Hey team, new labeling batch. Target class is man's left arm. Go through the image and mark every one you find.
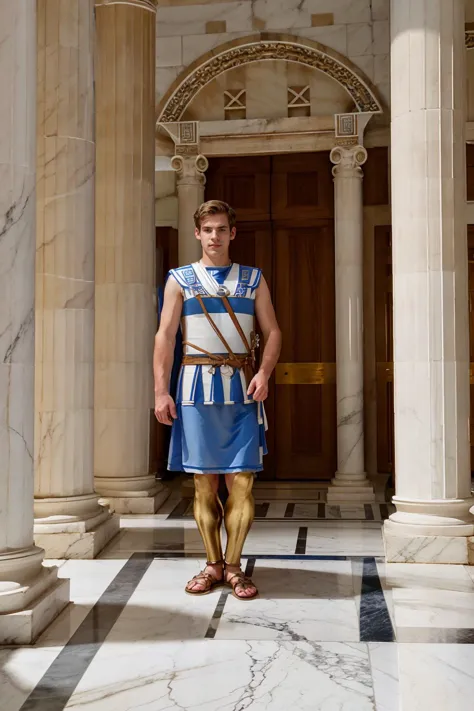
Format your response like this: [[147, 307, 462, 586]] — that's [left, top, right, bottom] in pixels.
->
[[247, 276, 282, 402]]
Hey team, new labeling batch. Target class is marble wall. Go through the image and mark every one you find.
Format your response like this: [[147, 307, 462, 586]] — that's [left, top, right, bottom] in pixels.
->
[[155, 0, 391, 108]]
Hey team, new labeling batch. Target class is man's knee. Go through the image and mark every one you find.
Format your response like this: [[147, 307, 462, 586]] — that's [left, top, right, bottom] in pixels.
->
[[194, 473, 219, 496], [227, 472, 254, 500]]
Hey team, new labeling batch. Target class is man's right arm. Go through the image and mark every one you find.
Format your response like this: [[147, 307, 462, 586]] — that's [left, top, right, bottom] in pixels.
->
[[154, 276, 183, 425]]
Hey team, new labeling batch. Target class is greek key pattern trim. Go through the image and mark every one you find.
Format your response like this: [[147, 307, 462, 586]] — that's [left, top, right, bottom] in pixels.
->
[[159, 40, 382, 122]]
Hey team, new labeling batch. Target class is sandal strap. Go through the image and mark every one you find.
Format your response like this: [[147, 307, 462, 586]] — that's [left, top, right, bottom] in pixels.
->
[[227, 571, 254, 589]]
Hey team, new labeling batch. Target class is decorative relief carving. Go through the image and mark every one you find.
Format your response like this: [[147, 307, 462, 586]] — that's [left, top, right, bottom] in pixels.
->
[[466, 31, 474, 49], [288, 86, 310, 108], [336, 113, 357, 138], [178, 122, 198, 144], [334, 113, 359, 147], [224, 89, 246, 119], [288, 86, 310, 117], [224, 89, 246, 110], [95, 0, 157, 11], [171, 154, 209, 186], [159, 40, 382, 122], [330, 145, 368, 178]]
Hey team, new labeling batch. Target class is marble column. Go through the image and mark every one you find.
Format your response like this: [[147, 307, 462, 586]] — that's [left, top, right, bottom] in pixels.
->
[[94, 0, 168, 514], [171, 153, 209, 266], [0, 0, 69, 644], [384, 0, 474, 563], [327, 145, 375, 503], [34, 0, 119, 558]]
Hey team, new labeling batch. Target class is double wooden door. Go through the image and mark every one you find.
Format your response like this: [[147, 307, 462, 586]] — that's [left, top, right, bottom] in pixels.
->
[[205, 153, 336, 480]]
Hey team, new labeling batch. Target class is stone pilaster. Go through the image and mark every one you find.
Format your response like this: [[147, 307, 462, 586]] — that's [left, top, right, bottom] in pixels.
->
[[34, 0, 119, 558], [327, 144, 375, 503], [0, 0, 69, 644], [94, 0, 169, 514]]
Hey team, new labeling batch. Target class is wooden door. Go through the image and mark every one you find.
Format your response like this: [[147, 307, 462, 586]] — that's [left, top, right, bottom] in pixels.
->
[[274, 223, 336, 479], [205, 152, 336, 480], [205, 156, 271, 223], [271, 153, 336, 479], [374, 226, 395, 475]]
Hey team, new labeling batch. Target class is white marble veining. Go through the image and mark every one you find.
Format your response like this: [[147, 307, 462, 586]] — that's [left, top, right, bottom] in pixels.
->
[[66, 640, 375, 711], [385, 0, 474, 557], [0, 647, 61, 711], [217, 559, 360, 642], [3, 511, 474, 710], [368, 643, 399, 711], [0, 0, 37, 555], [347, 22, 372, 56], [394, 644, 474, 711], [157, 1, 253, 36], [306, 524, 384, 555]]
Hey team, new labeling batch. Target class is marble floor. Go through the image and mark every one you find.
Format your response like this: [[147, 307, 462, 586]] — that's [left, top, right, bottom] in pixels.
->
[[2, 490, 474, 710]]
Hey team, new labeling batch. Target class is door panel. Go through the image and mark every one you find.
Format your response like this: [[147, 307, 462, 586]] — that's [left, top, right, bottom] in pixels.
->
[[272, 153, 334, 223], [205, 156, 271, 222], [374, 226, 394, 475], [274, 224, 336, 479]]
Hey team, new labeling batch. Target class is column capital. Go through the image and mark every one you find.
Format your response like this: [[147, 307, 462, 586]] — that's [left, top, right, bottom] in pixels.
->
[[95, 0, 157, 12], [171, 153, 209, 186], [330, 144, 367, 177]]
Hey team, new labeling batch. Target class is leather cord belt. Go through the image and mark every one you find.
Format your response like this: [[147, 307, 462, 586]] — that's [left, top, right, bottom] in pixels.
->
[[182, 353, 252, 370]]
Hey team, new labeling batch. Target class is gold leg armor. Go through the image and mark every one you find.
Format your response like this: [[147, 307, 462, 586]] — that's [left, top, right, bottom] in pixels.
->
[[224, 472, 255, 566], [193, 475, 224, 564]]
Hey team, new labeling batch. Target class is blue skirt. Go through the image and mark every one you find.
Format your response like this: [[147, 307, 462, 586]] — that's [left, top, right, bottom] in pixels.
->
[[168, 403, 267, 474]]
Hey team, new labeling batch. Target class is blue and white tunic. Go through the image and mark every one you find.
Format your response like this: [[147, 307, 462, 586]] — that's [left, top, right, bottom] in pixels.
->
[[167, 261, 268, 475]]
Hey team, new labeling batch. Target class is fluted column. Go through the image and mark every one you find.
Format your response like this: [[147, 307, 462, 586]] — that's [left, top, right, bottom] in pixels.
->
[[0, 0, 69, 644], [327, 145, 375, 503], [384, 0, 474, 563], [34, 0, 118, 558], [171, 153, 208, 266], [94, 0, 168, 514]]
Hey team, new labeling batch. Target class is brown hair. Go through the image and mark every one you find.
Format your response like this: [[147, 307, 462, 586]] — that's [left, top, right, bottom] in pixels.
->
[[193, 200, 236, 231]]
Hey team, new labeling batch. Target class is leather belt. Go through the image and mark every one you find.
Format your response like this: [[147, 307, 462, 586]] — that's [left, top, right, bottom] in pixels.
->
[[182, 354, 252, 370]]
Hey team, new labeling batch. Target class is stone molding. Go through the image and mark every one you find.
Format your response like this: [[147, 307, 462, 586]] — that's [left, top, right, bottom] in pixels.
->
[[157, 33, 383, 123], [95, 0, 157, 11]]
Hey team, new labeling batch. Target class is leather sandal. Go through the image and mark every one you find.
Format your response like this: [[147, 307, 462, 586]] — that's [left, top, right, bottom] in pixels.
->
[[226, 570, 259, 601], [185, 562, 224, 596]]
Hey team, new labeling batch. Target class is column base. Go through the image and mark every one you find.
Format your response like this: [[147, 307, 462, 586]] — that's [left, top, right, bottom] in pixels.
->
[[34, 511, 120, 560], [98, 483, 170, 514], [384, 497, 474, 564], [0, 576, 70, 645], [384, 521, 474, 564], [0, 547, 70, 645], [326, 472, 375, 503]]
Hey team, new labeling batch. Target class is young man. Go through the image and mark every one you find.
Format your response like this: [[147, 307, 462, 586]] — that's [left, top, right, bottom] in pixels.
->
[[154, 200, 281, 599]]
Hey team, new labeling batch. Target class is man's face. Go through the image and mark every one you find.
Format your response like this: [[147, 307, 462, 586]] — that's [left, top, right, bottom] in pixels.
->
[[196, 213, 236, 257]]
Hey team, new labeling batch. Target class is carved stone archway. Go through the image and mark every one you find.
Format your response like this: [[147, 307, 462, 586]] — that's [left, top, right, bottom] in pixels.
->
[[156, 33, 384, 123]]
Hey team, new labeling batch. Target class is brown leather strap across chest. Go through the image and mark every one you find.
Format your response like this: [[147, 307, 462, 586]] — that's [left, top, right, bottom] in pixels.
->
[[182, 293, 257, 386]]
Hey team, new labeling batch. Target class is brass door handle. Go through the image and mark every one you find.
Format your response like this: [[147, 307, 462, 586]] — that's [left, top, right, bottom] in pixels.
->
[[276, 363, 336, 385]]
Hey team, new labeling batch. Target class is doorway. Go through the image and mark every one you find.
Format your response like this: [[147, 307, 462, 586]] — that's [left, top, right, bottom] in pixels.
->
[[205, 152, 336, 481]]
